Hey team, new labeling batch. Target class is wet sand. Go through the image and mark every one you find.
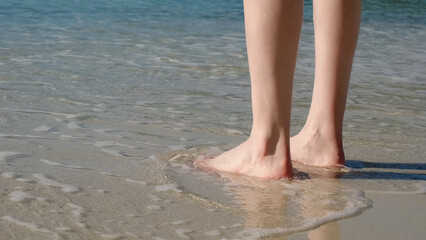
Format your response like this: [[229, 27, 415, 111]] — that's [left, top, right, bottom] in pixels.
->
[[1, 0, 425, 239], [0, 124, 424, 239], [288, 193, 426, 240]]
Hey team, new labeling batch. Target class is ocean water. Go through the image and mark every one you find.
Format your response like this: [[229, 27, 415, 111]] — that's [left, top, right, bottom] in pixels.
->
[[0, 0, 425, 239]]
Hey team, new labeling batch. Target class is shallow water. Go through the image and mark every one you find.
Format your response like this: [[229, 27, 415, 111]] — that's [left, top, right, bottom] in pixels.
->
[[0, 0, 425, 239]]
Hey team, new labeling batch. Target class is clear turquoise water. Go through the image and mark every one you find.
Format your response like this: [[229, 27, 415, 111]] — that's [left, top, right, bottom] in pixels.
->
[[0, 1, 425, 239]]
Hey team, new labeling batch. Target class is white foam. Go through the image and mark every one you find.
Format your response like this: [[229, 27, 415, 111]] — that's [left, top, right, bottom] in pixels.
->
[[92, 107, 104, 112], [147, 205, 162, 210], [139, 141, 164, 147], [228, 223, 243, 228], [0, 152, 22, 162], [34, 125, 53, 132], [67, 121, 83, 129], [415, 182, 426, 194], [58, 98, 90, 106], [169, 154, 189, 163], [15, 177, 31, 182], [124, 232, 138, 238], [59, 134, 78, 139], [101, 148, 126, 157], [0, 134, 46, 139], [1, 172, 16, 178], [170, 163, 192, 173], [93, 128, 123, 138], [67, 203, 83, 218], [149, 155, 160, 161], [124, 178, 147, 185], [0, 216, 59, 239], [8, 190, 45, 202], [99, 171, 122, 177], [169, 145, 186, 150], [226, 129, 244, 135], [204, 229, 222, 236], [148, 194, 161, 201], [170, 220, 191, 225], [238, 190, 372, 240], [153, 236, 167, 240], [55, 227, 71, 232], [0, 108, 81, 119], [64, 114, 84, 119], [93, 141, 136, 149], [11, 57, 32, 64], [32, 173, 79, 193], [40, 159, 85, 169], [67, 203, 86, 228], [155, 183, 182, 193], [99, 233, 123, 239], [176, 229, 192, 240]]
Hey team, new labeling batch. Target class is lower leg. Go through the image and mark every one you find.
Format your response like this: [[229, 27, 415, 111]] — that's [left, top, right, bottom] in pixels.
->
[[291, 0, 362, 166], [196, 0, 303, 179]]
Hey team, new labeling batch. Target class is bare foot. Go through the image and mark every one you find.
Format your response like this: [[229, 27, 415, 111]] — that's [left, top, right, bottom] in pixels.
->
[[290, 130, 345, 167], [195, 137, 293, 179]]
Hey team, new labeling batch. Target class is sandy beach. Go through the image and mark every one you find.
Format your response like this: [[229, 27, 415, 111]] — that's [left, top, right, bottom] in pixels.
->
[[0, 0, 425, 239]]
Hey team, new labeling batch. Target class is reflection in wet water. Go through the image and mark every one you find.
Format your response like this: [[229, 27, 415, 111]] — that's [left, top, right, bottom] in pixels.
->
[[162, 150, 373, 239]]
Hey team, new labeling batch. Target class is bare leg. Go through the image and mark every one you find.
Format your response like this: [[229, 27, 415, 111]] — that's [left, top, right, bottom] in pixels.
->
[[196, 0, 303, 179], [291, 0, 362, 167]]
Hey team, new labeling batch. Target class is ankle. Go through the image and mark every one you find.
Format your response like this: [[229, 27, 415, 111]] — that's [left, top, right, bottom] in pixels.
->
[[246, 134, 292, 178], [292, 123, 345, 166], [299, 122, 342, 144], [247, 133, 290, 165]]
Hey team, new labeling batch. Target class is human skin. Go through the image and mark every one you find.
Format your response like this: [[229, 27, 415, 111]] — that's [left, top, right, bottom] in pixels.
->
[[291, 0, 362, 167], [195, 0, 362, 179]]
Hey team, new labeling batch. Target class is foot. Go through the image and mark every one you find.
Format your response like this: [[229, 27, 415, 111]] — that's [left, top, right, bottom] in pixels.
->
[[195, 137, 293, 179], [290, 129, 345, 167]]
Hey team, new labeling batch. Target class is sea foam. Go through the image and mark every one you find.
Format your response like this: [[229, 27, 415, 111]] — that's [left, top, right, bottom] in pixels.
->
[[0, 216, 59, 239], [32, 173, 79, 193], [155, 183, 182, 193], [40, 159, 86, 169], [238, 189, 373, 240], [0, 152, 23, 162], [8, 190, 45, 202]]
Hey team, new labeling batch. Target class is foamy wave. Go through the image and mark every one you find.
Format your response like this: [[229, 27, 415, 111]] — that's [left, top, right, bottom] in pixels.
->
[[92, 141, 136, 148], [67, 121, 84, 129], [155, 183, 182, 193], [67, 203, 86, 228], [101, 148, 127, 157], [8, 190, 45, 202], [175, 229, 192, 240], [0, 216, 59, 239], [40, 159, 86, 170], [32, 173, 79, 193], [0, 108, 82, 119], [238, 189, 373, 240], [0, 152, 24, 162], [1, 172, 16, 178], [124, 178, 147, 185], [34, 125, 53, 132]]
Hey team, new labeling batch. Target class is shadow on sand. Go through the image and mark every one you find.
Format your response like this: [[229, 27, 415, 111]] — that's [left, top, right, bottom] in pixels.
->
[[341, 160, 426, 180]]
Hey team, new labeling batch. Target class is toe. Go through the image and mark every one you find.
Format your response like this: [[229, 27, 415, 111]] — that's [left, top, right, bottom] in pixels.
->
[[194, 155, 215, 171]]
